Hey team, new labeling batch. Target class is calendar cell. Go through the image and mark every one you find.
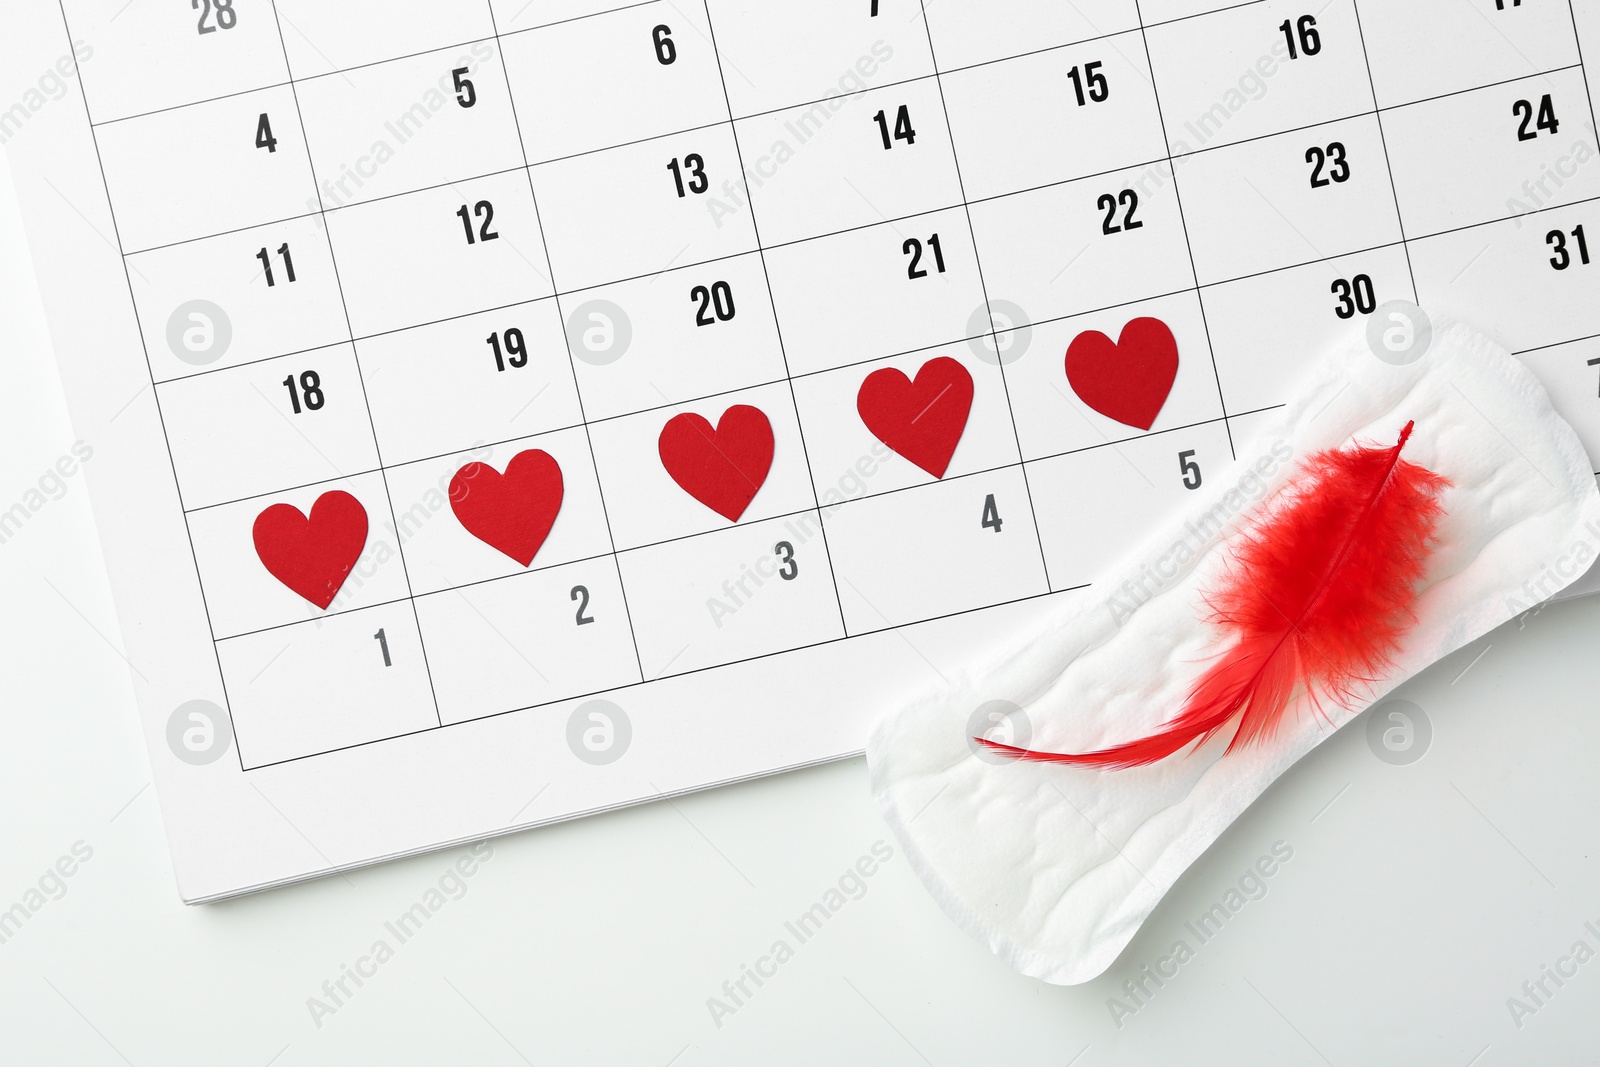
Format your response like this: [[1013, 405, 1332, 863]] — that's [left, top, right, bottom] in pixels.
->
[[1358, 0, 1581, 109], [188, 470, 412, 640], [585, 382, 817, 551], [531, 126, 759, 292], [96, 86, 316, 253], [733, 79, 965, 246], [763, 208, 987, 376], [1381, 69, 1600, 239], [1003, 292, 1224, 462], [64, 0, 287, 124], [415, 560, 642, 726], [500, 2, 729, 162], [1146, 0, 1374, 156], [359, 299, 582, 464], [272, 0, 495, 77], [565, 253, 787, 421], [1410, 205, 1600, 355], [1177, 115, 1403, 285], [295, 41, 524, 208], [791, 344, 1023, 501], [704, 0, 935, 118], [922, 0, 1139, 72], [823, 465, 1048, 633], [968, 162, 1196, 326], [1513, 337, 1600, 475], [131, 216, 350, 382], [159, 344, 380, 511], [326, 169, 553, 337], [1202, 245, 1416, 415], [1027, 421, 1235, 591], [617, 514, 844, 678], [384, 427, 614, 596], [218, 604, 439, 768], [940, 32, 1168, 202]]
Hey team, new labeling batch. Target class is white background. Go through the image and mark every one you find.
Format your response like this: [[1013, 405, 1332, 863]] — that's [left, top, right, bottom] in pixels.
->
[[6, 12, 1600, 1067]]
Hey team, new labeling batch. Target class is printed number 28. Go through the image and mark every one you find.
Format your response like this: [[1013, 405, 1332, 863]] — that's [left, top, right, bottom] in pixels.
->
[[194, 0, 237, 34]]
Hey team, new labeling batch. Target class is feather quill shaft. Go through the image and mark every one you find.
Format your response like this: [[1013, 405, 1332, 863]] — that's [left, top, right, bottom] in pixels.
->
[[981, 421, 1449, 769]]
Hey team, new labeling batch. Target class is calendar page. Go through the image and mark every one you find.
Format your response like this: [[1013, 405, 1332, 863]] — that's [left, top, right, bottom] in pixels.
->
[[6, 0, 1600, 900]]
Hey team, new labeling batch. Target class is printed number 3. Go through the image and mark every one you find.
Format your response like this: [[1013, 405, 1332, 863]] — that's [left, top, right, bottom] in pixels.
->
[[194, 0, 237, 34]]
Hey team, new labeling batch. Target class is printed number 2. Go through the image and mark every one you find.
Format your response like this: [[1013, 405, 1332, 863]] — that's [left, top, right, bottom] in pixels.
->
[[194, 0, 237, 34], [572, 586, 595, 626]]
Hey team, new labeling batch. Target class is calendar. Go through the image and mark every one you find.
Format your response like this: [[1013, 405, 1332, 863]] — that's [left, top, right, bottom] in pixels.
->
[[7, 0, 1600, 899]]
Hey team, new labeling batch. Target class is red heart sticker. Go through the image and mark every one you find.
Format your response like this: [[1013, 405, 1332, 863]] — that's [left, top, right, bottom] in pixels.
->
[[252, 490, 369, 610], [1064, 317, 1179, 431], [659, 405, 774, 522], [857, 356, 974, 479], [450, 449, 565, 567]]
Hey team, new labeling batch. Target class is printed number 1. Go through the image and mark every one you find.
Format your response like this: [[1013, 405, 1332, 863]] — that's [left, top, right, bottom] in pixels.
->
[[373, 628, 392, 667]]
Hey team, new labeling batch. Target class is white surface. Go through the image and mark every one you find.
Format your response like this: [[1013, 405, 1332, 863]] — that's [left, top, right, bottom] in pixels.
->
[[5, 132, 1600, 1066]]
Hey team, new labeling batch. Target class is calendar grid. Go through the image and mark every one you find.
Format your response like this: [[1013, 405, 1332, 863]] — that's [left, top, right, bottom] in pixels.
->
[[263, 0, 446, 729], [163, 178, 1600, 525], [67, 0, 1600, 769], [54, 0, 247, 773], [483, 0, 650, 685], [1129, 0, 1237, 464], [915, 0, 1054, 590], [699, 0, 853, 638]]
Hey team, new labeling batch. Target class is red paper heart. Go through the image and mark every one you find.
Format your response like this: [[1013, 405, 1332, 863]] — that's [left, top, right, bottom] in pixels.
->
[[1064, 317, 1179, 431], [450, 449, 565, 567], [659, 405, 774, 522], [252, 491, 368, 610], [856, 356, 975, 479]]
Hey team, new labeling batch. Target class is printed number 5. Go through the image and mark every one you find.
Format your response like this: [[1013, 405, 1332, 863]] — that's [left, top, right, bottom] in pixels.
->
[[1179, 450, 1202, 490]]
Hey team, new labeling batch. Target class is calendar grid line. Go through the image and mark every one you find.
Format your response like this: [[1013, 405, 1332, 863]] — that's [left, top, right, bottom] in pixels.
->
[[86, 1, 1274, 134], [265, 0, 446, 730], [236, 580, 1094, 773], [1563, 0, 1600, 158], [1129, 0, 1236, 463], [485, 0, 650, 687], [916, 0, 1054, 593], [700, 0, 853, 639], [178, 398, 1282, 525], [112, 49, 1587, 260], [1347, 0, 1420, 302], [144, 183, 1600, 397], [53, 0, 247, 774]]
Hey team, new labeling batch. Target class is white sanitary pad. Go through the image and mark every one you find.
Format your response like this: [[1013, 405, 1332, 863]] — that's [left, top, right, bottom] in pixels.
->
[[867, 321, 1600, 985]]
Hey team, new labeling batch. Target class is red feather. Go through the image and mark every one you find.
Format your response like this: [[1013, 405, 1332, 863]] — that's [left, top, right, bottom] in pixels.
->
[[980, 422, 1450, 769]]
